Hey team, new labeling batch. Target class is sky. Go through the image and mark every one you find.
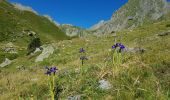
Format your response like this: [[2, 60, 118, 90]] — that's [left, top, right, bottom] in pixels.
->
[[9, 0, 128, 28]]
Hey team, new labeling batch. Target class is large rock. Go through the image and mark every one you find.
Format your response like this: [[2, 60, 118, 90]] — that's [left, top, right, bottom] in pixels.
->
[[35, 45, 54, 62], [0, 58, 12, 68]]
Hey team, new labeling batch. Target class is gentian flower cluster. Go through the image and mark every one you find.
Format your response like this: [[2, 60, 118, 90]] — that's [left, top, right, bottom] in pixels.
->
[[79, 48, 88, 66], [112, 43, 125, 52], [45, 66, 58, 75]]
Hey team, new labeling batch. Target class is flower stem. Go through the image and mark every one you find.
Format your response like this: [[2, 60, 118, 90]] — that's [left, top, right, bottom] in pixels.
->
[[48, 75, 55, 100], [82, 59, 84, 66], [51, 75, 55, 100]]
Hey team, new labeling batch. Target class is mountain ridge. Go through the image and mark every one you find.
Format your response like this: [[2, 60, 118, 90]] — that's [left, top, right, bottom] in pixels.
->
[[91, 0, 170, 35]]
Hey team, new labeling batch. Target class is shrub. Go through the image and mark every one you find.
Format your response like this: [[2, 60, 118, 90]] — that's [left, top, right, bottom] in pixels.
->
[[27, 37, 41, 55], [166, 24, 170, 27]]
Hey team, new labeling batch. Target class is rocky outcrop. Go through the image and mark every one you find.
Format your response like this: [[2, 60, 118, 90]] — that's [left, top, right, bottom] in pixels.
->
[[89, 20, 107, 31], [0, 58, 12, 68], [91, 0, 170, 35], [35, 45, 54, 62]]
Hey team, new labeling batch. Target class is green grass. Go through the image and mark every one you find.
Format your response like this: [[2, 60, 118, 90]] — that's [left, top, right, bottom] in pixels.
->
[[0, 16, 170, 99]]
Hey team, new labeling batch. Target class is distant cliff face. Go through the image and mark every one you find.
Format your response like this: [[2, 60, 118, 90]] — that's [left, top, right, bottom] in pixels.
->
[[59, 24, 91, 37], [91, 0, 170, 35], [89, 20, 107, 31]]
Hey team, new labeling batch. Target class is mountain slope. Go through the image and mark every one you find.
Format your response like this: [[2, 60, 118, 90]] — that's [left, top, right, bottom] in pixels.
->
[[91, 0, 170, 35], [0, 0, 68, 45]]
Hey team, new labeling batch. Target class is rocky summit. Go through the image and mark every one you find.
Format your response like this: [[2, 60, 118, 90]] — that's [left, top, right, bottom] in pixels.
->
[[91, 0, 170, 35]]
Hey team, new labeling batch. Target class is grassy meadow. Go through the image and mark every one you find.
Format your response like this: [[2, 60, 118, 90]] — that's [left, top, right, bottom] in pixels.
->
[[0, 18, 170, 100]]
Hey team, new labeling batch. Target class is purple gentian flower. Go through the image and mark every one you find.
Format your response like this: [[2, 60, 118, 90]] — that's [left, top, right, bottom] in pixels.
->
[[45, 66, 58, 75], [45, 70, 51, 75], [50, 67, 57, 73], [120, 44, 125, 50], [112, 43, 126, 52], [79, 48, 85, 53], [112, 45, 116, 49], [115, 43, 121, 47]]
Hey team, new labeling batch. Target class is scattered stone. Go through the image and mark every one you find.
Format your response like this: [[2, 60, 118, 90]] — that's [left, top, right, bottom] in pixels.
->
[[75, 68, 80, 73], [3, 47, 17, 53], [85, 39, 90, 42], [35, 45, 54, 62], [108, 49, 112, 52], [67, 95, 81, 100], [98, 79, 112, 90], [31, 78, 38, 82], [157, 31, 170, 37], [3, 42, 17, 54], [23, 30, 37, 36], [125, 47, 146, 53], [6, 42, 15, 47], [0, 58, 12, 68], [128, 16, 134, 20], [16, 65, 25, 70], [111, 33, 117, 37]]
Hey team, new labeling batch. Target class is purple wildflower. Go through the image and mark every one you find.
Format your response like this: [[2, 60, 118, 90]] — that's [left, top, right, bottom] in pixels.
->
[[120, 44, 125, 49], [115, 43, 120, 47], [112, 43, 125, 52], [45, 66, 58, 75], [112, 45, 116, 49], [50, 67, 57, 72], [45, 70, 52, 75], [79, 48, 85, 53]]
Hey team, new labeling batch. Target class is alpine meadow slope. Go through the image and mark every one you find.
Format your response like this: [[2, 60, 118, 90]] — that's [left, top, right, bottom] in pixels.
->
[[0, 0, 170, 99]]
